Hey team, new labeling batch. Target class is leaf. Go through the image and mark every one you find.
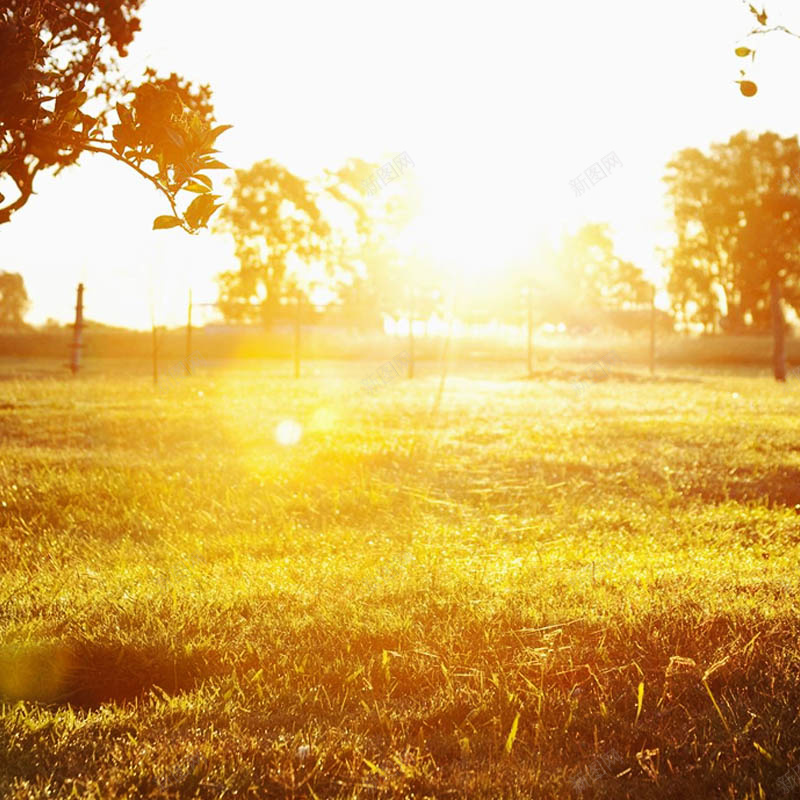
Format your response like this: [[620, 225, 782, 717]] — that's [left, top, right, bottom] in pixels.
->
[[155, 152, 168, 180], [164, 128, 186, 149], [153, 215, 183, 230], [504, 712, 520, 755], [200, 158, 231, 170], [184, 194, 220, 229], [635, 681, 644, 725], [185, 193, 212, 221], [735, 47, 752, 57], [204, 124, 233, 147], [738, 80, 758, 97], [183, 182, 211, 194], [116, 103, 134, 128], [749, 4, 767, 25], [112, 123, 136, 151], [80, 113, 97, 135], [190, 173, 213, 190], [56, 90, 87, 112], [54, 91, 72, 112]]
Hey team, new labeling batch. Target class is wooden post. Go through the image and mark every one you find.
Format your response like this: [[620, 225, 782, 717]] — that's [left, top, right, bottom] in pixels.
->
[[649, 284, 656, 376], [294, 288, 301, 379], [408, 286, 415, 380], [771, 276, 787, 381], [526, 284, 533, 378], [185, 289, 193, 375], [152, 323, 158, 387], [431, 294, 455, 417], [70, 283, 84, 375]]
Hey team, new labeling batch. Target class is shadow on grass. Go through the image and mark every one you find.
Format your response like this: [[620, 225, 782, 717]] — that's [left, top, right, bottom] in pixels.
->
[[0, 638, 212, 709], [676, 465, 800, 510], [518, 367, 703, 385]]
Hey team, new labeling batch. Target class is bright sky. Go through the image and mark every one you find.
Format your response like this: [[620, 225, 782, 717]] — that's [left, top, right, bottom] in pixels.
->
[[4, 0, 800, 328]]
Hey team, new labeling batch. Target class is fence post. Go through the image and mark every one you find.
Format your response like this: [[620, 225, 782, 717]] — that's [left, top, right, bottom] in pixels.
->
[[408, 286, 415, 379], [70, 283, 84, 375], [152, 322, 159, 387], [649, 284, 656, 376], [294, 288, 301, 379], [526, 284, 533, 378], [771, 276, 787, 381], [185, 289, 193, 376]]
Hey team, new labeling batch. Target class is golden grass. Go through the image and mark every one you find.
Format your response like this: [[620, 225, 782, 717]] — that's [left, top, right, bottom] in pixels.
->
[[0, 359, 799, 798]]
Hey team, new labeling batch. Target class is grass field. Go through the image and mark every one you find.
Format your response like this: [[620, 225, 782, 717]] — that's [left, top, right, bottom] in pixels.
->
[[1, 357, 800, 798]]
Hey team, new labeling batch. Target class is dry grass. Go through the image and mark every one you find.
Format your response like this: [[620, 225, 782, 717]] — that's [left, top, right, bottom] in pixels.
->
[[1, 358, 799, 798]]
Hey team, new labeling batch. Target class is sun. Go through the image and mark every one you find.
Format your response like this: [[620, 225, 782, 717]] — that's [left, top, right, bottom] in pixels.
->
[[405, 171, 559, 294]]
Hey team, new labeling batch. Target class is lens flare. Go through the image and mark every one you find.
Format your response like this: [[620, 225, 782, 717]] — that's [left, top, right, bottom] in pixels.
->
[[275, 419, 302, 446], [309, 407, 337, 432]]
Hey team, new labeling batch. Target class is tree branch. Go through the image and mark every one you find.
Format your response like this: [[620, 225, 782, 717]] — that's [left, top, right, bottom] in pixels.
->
[[747, 24, 800, 40], [78, 140, 193, 233], [0, 162, 41, 224]]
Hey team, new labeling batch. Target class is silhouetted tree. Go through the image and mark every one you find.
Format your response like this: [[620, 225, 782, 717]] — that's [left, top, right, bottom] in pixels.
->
[[322, 157, 435, 332], [319, 158, 386, 331], [215, 161, 331, 326], [665, 131, 800, 379], [0, 271, 29, 328], [217, 154, 433, 333], [0, 0, 230, 232], [538, 223, 650, 328]]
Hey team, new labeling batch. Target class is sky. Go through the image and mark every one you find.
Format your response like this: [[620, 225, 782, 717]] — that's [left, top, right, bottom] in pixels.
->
[[4, 0, 800, 328]]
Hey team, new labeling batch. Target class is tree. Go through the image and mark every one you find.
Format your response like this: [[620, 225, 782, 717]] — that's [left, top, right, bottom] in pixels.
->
[[321, 158, 434, 333], [215, 161, 331, 326], [0, 0, 230, 232], [216, 155, 432, 336], [318, 158, 386, 331], [0, 271, 29, 328], [366, 173, 437, 330], [664, 131, 800, 379], [539, 223, 650, 328]]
